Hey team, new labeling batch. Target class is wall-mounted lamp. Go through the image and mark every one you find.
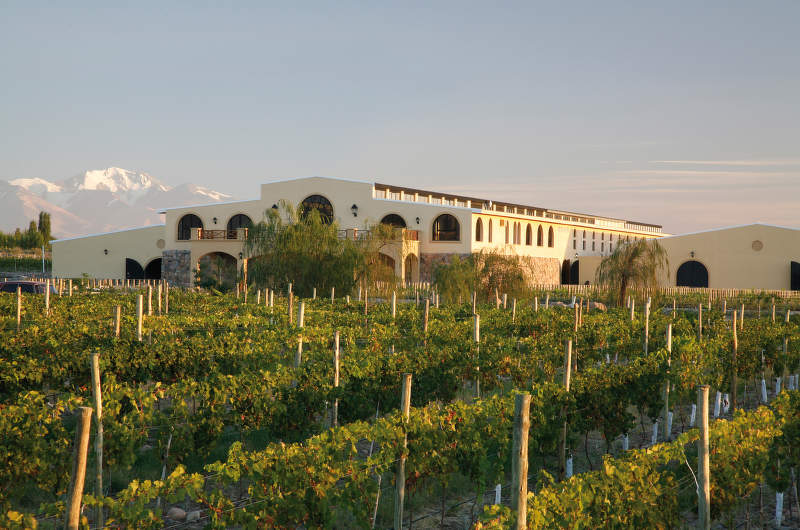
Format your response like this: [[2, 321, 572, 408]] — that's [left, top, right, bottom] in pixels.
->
[[212, 217, 218, 225], [574, 252, 578, 260], [271, 204, 278, 210], [690, 251, 695, 258], [415, 217, 420, 225], [238, 252, 244, 260], [351, 204, 358, 217], [104, 249, 108, 255]]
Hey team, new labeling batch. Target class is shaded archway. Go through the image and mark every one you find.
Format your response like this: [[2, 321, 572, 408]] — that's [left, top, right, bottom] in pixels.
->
[[570, 260, 580, 285], [404, 254, 419, 284], [177, 214, 203, 240], [125, 258, 144, 280], [227, 214, 252, 231], [525, 224, 532, 246], [197, 252, 238, 290], [432, 214, 460, 241], [381, 214, 407, 228], [561, 259, 571, 285], [537, 225, 544, 246], [301, 195, 334, 224], [475, 218, 483, 242], [676, 260, 709, 288], [144, 258, 162, 280], [548, 226, 555, 247], [791, 261, 800, 291]]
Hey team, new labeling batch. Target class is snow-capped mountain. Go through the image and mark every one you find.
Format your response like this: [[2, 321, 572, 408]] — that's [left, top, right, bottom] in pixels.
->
[[3, 167, 234, 238]]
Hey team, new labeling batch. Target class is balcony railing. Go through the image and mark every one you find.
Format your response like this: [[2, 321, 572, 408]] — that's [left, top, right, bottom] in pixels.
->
[[337, 228, 419, 241], [193, 228, 248, 240]]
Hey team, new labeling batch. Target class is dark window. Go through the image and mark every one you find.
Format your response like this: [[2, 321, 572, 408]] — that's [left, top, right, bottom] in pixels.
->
[[505, 223, 509, 244], [475, 218, 483, 241], [592, 241, 596, 251], [177, 214, 203, 240], [488, 219, 493, 242], [526, 224, 532, 246], [144, 258, 162, 280], [301, 195, 334, 224], [537, 225, 544, 246], [676, 260, 709, 288], [432, 214, 460, 241], [125, 258, 144, 280], [548, 226, 555, 247], [381, 214, 407, 228], [792, 261, 800, 291], [573, 240, 576, 249], [227, 214, 252, 231]]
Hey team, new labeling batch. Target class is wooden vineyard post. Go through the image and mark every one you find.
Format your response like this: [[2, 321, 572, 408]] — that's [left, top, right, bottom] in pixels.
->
[[269, 289, 274, 308], [65, 407, 93, 530], [147, 284, 152, 316], [394, 373, 412, 530], [731, 311, 738, 411], [331, 286, 335, 302], [630, 297, 635, 322], [332, 331, 340, 427], [295, 301, 305, 368], [164, 284, 169, 315], [474, 314, 481, 400], [114, 306, 121, 338], [740, 303, 744, 331], [697, 385, 711, 530], [157, 282, 162, 315], [512, 298, 516, 323], [44, 279, 50, 316], [503, 292, 508, 309], [312, 287, 316, 300], [663, 323, 672, 441], [256, 289, 261, 305], [288, 286, 294, 326], [423, 299, 430, 334], [391, 290, 397, 320], [673, 298, 676, 319], [534, 296, 539, 312], [698, 303, 703, 342], [69, 278, 72, 297], [545, 293, 550, 309], [559, 339, 572, 481], [16, 286, 21, 333], [472, 290, 477, 314], [136, 294, 143, 342], [511, 393, 531, 530], [90, 352, 104, 528], [644, 297, 650, 354]]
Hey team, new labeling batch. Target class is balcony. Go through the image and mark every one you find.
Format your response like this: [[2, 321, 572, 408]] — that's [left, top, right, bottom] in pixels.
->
[[190, 228, 248, 241], [337, 228, 419, 241]]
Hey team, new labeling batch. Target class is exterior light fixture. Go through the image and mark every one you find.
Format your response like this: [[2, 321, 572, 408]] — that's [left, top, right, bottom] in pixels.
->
[[351, 204, 358, 217], [239, 252, 243, 260], [104, 249, 108, 255], [271, 204, 278, 210], [690, 251, 695, 258], [213, 217, 218, 225], [415, 217, 420, 225], [574, 252, 578, 260]]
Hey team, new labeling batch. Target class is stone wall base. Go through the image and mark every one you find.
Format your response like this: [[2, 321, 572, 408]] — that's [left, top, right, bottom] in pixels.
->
[[162, 250, 192, 288], [420, 252, 562, 285]]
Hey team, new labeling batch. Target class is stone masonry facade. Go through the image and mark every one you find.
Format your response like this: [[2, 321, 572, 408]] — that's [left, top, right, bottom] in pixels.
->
[[420, 252, 561, 285], [162, 250, 192, 288]]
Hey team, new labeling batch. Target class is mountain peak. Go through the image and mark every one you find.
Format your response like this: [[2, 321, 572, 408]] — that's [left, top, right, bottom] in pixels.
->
[[61, 167, 170, 196]]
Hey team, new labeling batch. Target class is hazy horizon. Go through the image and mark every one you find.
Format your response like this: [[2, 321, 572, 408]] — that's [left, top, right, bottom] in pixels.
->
[[2, 2, 798, 234]]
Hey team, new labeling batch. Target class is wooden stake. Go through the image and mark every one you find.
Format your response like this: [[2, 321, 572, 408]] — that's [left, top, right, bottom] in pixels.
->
[[559, 340, 572, 481], [663, 324, 672, 441], [698, 303, 703, 341], [391, 291, 397, 320], [164, 284, 169, 314], [65, 407, 93, 530], [44, 279, 50, 315], [114, 306, 121, 338], [731, 311, 738, 411], [136, 294, 143, 342], [332, 331, 340, 427], [512, 298, 516, 323], [697, 385, 711, 530], [295, 301, 305, 367], [394, 373, 412, 530], [511, 393, 531, 529], [644, 298, 650, 354], [157, 282, 162, 315], [147, 284, 152, 316], [331, 286, 335, 302], [90, 352, 104, 528], [423, 299, 429, 334], [16, 286, 21, 333]]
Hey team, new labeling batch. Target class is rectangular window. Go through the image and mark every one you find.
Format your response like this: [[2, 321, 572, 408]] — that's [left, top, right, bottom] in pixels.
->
[[593, 232, 596, 239], [582, 241, 586, 250], [592, 241, 596, 251], [601, 233, 604, 240], [601, 242, 605, 251], [573, 240, 576, 249]]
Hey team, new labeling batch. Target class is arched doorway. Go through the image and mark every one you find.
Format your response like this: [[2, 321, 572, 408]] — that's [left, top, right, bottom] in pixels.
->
[[791, 261, 800, 291], [301, 195, 334, 224], [676, 260, 709, 288], [196, 252, 238, 290], [404, 254, 419, 284], [227, 214, 252, 231], [381, 214, 407, 228], [125, 258, 144, 280], [570, 260, 580, 285], [561, 259, 571, 285], [177, 214, 203, 240], [144, 258, 162, 280]]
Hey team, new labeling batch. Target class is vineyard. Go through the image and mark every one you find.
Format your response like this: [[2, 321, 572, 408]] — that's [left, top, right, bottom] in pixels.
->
[[2, 281, 800, 529]]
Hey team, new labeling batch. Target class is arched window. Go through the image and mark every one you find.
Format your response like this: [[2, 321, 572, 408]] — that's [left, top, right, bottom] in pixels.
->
[[505, 223, 509, 244], [381, 214, 407, 228], [301, 194, 334, 224], [548, 226, 555, 247], [432, 214, 460, 241], [515, 223, 521, 245], [537, 225, 544, 246], [177, 214, 203, 240], [475, 218, 483, 242], [526, 224, 532, 246], [227, 214, 252, 231], [676, 260, 709, 288], [488, 219, 493, 242]]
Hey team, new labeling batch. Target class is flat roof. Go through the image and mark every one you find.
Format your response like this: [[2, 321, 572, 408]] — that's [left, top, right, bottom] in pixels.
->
[[52, 224, 165, 243]]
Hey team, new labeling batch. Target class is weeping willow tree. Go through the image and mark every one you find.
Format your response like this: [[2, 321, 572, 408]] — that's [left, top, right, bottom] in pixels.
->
[[244, 200, 400, 297], [595, 238, 669, 306], [432, 249, 531, 304]]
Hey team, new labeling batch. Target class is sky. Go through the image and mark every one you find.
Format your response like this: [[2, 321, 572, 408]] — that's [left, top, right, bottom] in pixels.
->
[[1, 1, 798, 234]]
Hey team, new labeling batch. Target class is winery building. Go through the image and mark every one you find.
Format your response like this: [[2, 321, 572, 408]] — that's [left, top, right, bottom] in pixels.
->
[[52, 176, 663, 287]]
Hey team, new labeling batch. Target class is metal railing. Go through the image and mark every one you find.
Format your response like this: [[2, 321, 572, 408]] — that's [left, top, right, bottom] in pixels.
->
[[196, 229, 247, 240]]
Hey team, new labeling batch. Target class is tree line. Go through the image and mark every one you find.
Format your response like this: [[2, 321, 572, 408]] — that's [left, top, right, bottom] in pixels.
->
[[0, 211, 52, 249]]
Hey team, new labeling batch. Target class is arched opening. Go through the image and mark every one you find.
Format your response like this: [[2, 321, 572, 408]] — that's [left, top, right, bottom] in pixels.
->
[[475, 218, 483, 242], [676, 260, 709, 288], [792, 261, 800, 291], [125, 258, 144, 280], [537, 225, 544, 246], [570, 260, 580, 285], [526, 224, 532, 246], [548, 226, 555, 247], [301, 195, 334, 224], [196, 252, 238, 290], [561, 259, 571, 285], [488, 219, 493, 242], [177, 214, 203, 241], [432, 214, 460, 241], [404, 254, 419, 284], [376, 253, 396, 281], [144, 258, 162, 280], [381, 214, 407, 228], [504, 223, 509, 244], [227, 214, 252, 231]]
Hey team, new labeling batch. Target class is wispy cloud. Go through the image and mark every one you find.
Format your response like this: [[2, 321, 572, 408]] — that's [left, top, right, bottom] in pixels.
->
[[618, 169, 794, 177], [651, 159, 800, 167]]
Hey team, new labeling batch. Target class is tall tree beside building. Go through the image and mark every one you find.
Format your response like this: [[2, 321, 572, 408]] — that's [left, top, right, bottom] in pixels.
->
[[595, 238, 669, 306], [38, 211, 52, 242]]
